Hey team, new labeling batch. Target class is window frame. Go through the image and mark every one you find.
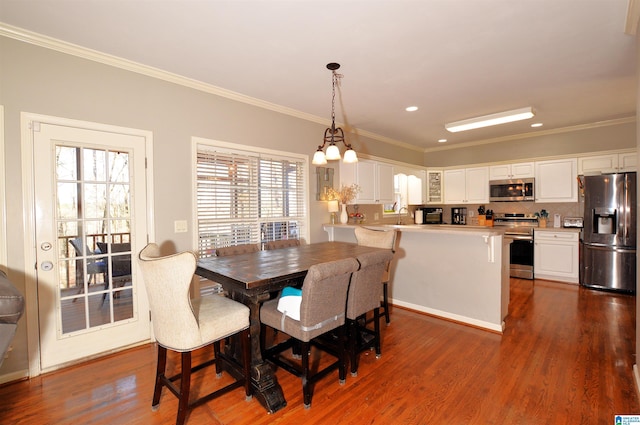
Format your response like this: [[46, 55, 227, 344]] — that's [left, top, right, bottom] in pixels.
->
[[191, 137, 309, 259]]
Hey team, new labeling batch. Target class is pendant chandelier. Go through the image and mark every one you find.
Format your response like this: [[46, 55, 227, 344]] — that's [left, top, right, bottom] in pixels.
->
[[312, 63, 358, 165]]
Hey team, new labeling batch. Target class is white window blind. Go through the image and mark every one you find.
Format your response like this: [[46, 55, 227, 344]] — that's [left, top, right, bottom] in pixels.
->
[[196, 143, 306, 258]]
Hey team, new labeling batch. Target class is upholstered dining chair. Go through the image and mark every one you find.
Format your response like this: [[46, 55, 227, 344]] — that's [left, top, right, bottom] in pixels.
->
[[346, 250, 394, 376], [260, 257, 359, 408], [353, 227, 398, 325], [215, 243, 260, 257], [138, 243, 251, 425], [264, 239, 301, 250]]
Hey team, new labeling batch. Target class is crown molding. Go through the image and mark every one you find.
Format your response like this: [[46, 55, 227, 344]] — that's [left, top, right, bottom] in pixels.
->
[[422, 116, 637, 153], [0, 23, 423, 154]]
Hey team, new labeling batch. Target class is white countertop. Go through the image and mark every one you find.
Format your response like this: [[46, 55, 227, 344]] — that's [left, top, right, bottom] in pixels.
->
[[324, 223, 504, 236]]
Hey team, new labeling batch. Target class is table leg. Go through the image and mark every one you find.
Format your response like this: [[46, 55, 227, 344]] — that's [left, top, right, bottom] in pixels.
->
[[226, 290, 287, 413]]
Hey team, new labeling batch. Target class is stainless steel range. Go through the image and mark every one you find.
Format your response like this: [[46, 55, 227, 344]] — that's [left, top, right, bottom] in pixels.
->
[[493, 213, 538, 279]]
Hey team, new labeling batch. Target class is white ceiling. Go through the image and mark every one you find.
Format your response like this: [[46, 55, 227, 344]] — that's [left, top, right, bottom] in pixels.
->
[[0, 0, 637, 151]]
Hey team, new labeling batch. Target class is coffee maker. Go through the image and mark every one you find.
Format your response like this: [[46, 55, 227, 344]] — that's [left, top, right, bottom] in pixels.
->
[[451, 207, 467, 225]]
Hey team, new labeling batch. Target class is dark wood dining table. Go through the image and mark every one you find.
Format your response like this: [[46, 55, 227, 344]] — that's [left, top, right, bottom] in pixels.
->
[[195, 241, 386, 413]]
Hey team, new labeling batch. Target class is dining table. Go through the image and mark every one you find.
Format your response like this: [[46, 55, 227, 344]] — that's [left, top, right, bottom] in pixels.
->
[[195, 241, 387, 413]]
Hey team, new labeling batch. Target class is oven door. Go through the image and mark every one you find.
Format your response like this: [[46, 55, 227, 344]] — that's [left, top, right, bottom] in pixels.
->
[[507, 235, 534, 279]]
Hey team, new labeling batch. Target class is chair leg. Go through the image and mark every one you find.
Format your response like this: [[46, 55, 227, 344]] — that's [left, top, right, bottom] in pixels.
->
[[213, 340, 222, 377], [373, 308, 382, 358], [301, 341, 312, 409], [241, 328, 252, 399], [348, 320, 358, 377], [337, 325, 346, 384], [152, 345, 167, 409], [382, 282, 391, 325], [176, 352, 192, 425]]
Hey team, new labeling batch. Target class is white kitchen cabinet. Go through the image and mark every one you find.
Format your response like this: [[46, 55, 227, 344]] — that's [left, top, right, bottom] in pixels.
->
[[341, 159, 394, 204], [534, 230, 579, 283], [489, 162, 535, 180], [407, 171, 424, 205], [534, 158, 578, 203], [443, 166, 489, 204], [426, 169, 443, 204], [578, 151, 637, 174]]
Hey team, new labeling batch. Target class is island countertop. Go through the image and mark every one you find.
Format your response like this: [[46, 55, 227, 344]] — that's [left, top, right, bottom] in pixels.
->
[[323, 223, 510, 333]]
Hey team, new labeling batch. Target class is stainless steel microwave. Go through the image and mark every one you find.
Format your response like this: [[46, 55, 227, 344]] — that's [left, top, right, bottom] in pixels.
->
[[489, 178, 535, 202]]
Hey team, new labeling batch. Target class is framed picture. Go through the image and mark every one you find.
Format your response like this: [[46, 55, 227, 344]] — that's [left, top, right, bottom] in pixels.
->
[[315, 167, 334, 201]]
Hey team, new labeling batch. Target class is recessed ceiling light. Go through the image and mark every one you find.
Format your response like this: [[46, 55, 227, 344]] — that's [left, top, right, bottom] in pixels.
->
[[438, 139, 447, 143], [405, 106, 419, 112], [531, 123, 543, 128]]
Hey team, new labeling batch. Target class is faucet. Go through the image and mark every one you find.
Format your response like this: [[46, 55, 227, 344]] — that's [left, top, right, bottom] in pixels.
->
[[397, 206, 409, 225]]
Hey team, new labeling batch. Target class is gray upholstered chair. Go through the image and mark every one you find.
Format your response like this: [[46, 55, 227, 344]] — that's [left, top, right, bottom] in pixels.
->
[[264, 239, 301, 250], [215, 243, 260, 257], [0, 270, 24, 368], [138, 243, 251, 425], [346, 250, 394, 376], [353, 227, 397, 325], [260, 257, 359, 408]]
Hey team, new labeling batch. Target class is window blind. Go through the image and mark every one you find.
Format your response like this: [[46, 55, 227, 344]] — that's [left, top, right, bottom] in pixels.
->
[[196, 143, 306, 258]]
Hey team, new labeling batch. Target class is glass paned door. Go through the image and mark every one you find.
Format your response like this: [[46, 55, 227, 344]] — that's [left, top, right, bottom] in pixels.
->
[[33, 121, 150, 371]]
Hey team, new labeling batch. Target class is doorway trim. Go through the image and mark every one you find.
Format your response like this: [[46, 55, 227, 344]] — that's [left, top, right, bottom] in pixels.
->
[[0, 106, 6, 272], [21, 112, 155, 377]]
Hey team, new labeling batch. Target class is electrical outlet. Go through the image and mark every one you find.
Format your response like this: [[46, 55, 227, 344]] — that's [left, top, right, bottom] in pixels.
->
[[174, 220, 188, 233]]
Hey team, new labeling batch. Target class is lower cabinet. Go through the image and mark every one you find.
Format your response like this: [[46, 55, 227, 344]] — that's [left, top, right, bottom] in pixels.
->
[[534, 230, 579, 283]]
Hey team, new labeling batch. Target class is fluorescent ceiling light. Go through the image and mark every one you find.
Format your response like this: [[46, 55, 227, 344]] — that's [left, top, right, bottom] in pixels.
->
[[445, 107, 535, 133]]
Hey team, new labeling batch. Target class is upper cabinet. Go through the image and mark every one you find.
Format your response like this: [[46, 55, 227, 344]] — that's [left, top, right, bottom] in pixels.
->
[[578, 152, 637, 175], [535, 158, 578, 203], [426, 169, 443, 204], [341, 159, 394, 204], [489, 162, 535, 180], [443, 166, 489, 204]]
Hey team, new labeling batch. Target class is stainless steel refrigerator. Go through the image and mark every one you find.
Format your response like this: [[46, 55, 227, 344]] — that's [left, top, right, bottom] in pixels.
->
[[579, 172, 636, 293]]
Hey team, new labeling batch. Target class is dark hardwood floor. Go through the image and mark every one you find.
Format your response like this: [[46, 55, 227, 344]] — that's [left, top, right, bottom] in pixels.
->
[[1, 278, 638, 424]]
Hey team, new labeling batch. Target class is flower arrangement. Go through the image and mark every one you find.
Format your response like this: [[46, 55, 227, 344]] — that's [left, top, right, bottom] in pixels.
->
[[327, 184, 360, 204]]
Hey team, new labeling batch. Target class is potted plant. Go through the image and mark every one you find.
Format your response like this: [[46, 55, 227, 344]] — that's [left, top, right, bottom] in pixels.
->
[[534, 209, 549, 227]]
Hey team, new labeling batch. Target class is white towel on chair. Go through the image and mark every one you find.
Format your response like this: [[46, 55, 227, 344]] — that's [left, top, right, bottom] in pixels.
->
[[276, 287, 302, 321]]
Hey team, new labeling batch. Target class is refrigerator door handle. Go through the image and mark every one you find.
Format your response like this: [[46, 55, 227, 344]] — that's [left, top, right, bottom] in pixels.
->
[[582, 242, 636, 254]]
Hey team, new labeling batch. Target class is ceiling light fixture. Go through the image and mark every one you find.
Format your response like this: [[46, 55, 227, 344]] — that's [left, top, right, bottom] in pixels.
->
[[406, 106, 419, 112], [445, 107, 535, 133], [312, 63, 358, 165]]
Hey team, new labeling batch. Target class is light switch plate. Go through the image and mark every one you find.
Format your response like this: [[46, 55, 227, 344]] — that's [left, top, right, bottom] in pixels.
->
[[174, 220, 188, 233]]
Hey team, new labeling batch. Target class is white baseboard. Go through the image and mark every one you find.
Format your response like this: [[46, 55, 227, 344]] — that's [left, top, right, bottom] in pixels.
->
[[392, 299, 504, 333], [0, 368, 28, 385]]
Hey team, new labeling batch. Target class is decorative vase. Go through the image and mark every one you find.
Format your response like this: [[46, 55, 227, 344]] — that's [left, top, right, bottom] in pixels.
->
[[539, 218, 547, 228], [340, 204, 349, 224]]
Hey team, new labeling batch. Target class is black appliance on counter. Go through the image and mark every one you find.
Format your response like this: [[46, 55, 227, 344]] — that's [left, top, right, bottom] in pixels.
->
[[451, 207, 467, 225], [420, 207, 443, 224]]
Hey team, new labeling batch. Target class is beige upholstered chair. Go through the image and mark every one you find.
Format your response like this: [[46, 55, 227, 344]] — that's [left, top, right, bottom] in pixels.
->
[[353, 227, 397, 325], [260, 257, 359, 408], [215, 243, 260, 257], [138, 243, 251, 425], [264, 239, 301, 250], [346, 250, 394, 376]]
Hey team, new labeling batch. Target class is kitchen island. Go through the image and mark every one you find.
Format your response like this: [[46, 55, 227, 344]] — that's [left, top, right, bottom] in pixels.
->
[[324, 224, 510, 333]]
